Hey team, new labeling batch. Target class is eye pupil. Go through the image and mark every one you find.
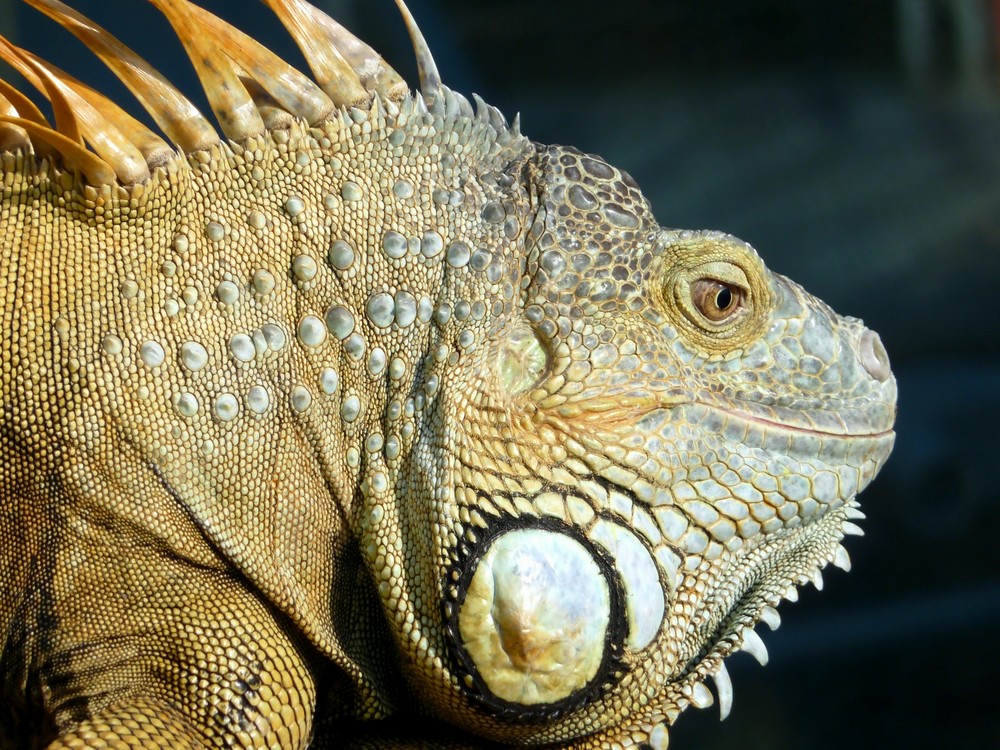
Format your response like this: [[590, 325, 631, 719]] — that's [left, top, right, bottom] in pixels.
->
[[689, 278, 743, 323], [715, 286, 733, 311]]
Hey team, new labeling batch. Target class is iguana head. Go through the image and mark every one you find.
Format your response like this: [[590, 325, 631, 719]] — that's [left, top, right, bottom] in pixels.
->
[[376, 129, 896, 744]]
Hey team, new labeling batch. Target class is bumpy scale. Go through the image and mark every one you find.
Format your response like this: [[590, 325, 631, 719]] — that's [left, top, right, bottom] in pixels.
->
[[0, 1, 897, 748]]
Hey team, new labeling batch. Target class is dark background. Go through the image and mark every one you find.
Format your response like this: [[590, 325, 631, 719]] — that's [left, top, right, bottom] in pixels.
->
[[2, 1, 998, 748]]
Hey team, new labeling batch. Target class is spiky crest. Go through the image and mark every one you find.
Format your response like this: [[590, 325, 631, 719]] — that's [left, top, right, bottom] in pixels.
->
[[0, 0, 463, 186]]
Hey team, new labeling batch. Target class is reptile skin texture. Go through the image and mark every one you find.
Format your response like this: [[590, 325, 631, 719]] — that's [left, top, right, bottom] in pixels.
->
[[0, 1, 897, 748]]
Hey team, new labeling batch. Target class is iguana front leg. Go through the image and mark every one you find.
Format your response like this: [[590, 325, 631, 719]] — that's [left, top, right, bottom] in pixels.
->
[[35, 520, 316, 748], [48, 699, 205, 750]]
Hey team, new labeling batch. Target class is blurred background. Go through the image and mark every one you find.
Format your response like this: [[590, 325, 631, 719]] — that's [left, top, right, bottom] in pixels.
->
[[2, 0, 998, 748]]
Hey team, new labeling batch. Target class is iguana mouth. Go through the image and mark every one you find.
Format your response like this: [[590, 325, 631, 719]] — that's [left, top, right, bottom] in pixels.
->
[[713, 404, 896, 440], [556, 395, 894, 441]]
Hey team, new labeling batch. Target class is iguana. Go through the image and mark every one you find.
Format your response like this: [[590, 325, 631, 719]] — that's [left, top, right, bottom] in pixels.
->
[[0, 0, 897, 748]]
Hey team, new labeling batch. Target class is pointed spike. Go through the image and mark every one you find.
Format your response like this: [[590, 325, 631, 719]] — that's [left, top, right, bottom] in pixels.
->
[[261, 0, 369, 107], [740, 627, 769, 666], [0, 36, 83, 146], [688, 681, 714, 709], [427, 89, 446, 118], [393, 0, 442, 103], [18, 50, 150, 183], [472, 93, 489, 123], [760, 606, 781, 631], [146, 0, 264, 142], [784, 584, 799, 602], [0, 93, 30, 152], [23, 0, 218, 152], [442, 87, 457, 118], [183, 2, 335, 125], [0, 116, 116, 184], [842, 521, 865, 537], [383, 95, 399, 118], [844, 507, 866, 520], [833, 544, 852, 572], [511, 112, 521, 135], [459, 93, 473, 119], [490, 104, 507, 130], [810, 569, 824, 590], [441, 87, 471, 119], [713, 662, 733, 721]]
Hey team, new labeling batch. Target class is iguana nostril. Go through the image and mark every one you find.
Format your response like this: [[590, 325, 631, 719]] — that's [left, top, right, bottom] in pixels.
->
[[859, 329, 891, 382]]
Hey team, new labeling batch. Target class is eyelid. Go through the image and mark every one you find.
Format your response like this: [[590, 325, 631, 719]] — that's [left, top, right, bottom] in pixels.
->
[[687, 260, 751, 290]]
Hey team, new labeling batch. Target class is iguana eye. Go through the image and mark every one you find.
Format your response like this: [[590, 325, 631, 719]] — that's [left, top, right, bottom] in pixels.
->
[[691, 278, 743, 322], [657, 247, 769, 350]]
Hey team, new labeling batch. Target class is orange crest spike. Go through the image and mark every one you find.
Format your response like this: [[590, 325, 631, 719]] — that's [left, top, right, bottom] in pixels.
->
[[239, 77, 297, 132], [146, 0, 265, 142], [0, 115, 115, 184], [0, 35, 84, 146], [20, 50, 152, 183], [261, 0, 370, 107], [0, 79, 59, 162], [183, 2, 335, 125], [266, 0, 407, 100], [311, 10, 408, 99], [0, 92, 30, 152], [57, 75, 174, 169], [23, 0, 219, 153], [0, 75, 50, 130]]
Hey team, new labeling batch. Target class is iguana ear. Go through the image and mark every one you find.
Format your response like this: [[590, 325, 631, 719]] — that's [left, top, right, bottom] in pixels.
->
[[443, 510, 674, 718]]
